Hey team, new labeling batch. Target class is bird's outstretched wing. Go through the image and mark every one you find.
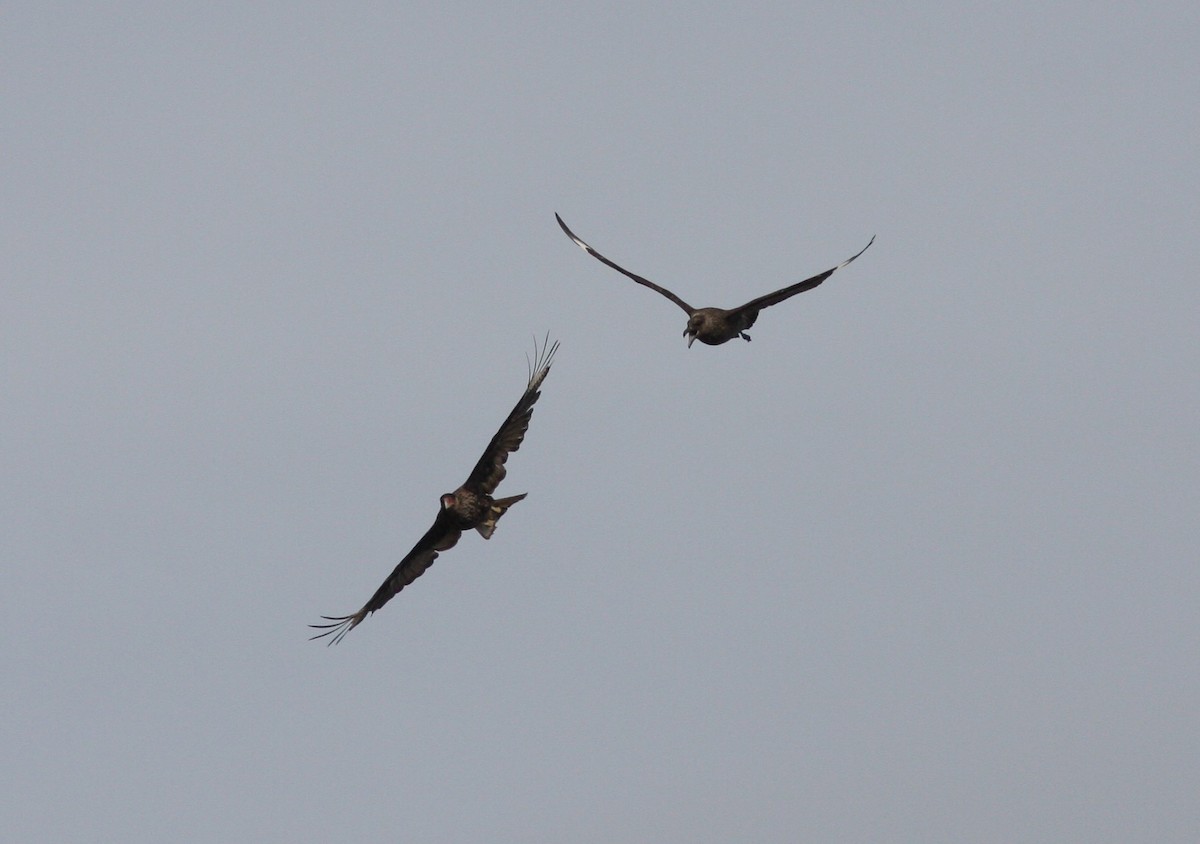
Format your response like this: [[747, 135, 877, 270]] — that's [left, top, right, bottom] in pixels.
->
[[464, 335, 559, 495], [556, 213, 695, 315], [309, 516, 462, 645], [731, 235, 875, 316]]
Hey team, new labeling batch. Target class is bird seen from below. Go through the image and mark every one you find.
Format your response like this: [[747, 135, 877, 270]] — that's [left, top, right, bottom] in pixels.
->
[[310, 337, 559, 645], [556, 213, 874, 347]]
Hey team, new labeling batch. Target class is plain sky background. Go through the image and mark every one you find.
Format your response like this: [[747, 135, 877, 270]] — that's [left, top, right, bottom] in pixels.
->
[[4, 2, 1198, 841]]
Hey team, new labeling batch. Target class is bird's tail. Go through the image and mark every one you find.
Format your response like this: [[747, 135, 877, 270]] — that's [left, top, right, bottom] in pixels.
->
[[476, 493, 527, 539]]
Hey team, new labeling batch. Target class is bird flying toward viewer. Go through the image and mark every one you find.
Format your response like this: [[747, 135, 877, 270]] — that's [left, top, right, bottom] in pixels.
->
[[555, 213, 873, 347], [310, 337, 559, 644]]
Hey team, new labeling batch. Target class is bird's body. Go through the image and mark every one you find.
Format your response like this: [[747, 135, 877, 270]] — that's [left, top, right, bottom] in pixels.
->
[[439, 488, 527, 538], [555, 213, 873, 347], [309, 338, 558, 644], [441, 488, 488, 530], [685, 307, 758, 347]]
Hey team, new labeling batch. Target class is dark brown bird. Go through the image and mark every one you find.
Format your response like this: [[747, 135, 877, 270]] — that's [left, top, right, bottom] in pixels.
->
[[310, 338, 559, 644], [556, 213, 874, 347]]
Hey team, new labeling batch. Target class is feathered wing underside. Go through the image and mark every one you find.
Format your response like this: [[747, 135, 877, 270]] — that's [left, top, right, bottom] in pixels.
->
[[465, 336, 559, 495], [309, 517, 462, 645], [731, 235, 876, 316], [556, 213, 695, 315]]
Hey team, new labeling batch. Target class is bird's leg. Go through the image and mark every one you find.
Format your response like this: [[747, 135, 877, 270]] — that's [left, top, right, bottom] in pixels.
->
[[740, 332, 752, 342]]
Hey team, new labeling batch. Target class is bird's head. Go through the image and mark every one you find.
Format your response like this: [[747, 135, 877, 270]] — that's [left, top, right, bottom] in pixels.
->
[[684, 314, 704, 348]]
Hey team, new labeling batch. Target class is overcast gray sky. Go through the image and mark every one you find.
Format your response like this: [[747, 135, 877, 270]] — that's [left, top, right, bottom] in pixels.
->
[[4, 2, 1198, 841]]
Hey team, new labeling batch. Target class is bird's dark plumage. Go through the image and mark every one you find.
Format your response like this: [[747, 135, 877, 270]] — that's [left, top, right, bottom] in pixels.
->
[[309, 338, 558, 644], [555, 213, 873, 347]]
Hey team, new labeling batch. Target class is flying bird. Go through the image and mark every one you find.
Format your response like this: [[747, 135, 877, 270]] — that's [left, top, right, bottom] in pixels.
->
[[310, 338, 559, 644], [556, 213, 874, 347]]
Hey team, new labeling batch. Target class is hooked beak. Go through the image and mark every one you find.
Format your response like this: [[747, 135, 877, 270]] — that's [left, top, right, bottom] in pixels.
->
[[684, 327, 695, 348]]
